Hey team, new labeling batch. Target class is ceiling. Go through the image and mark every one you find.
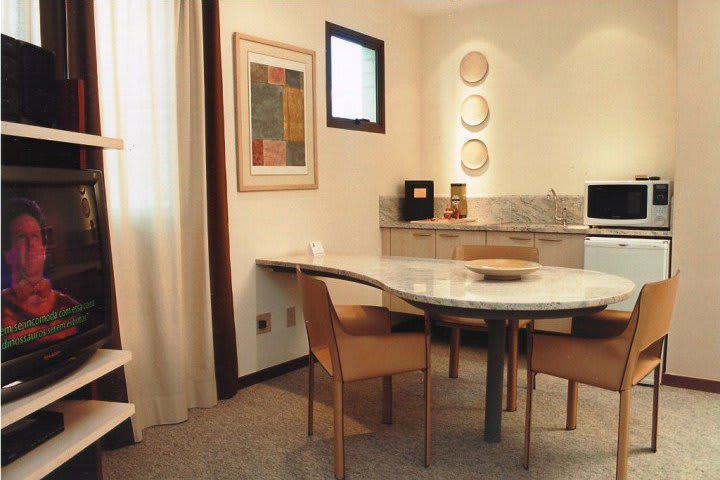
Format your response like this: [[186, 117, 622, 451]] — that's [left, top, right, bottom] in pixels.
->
[[395, 0, 508, 17]]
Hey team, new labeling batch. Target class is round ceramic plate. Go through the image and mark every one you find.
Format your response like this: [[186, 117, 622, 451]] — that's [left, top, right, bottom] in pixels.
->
[[461, 95, 489, 126], [459, 51, 488, 83], [460, 139, 488, 169], [465, 259, 541, 280]]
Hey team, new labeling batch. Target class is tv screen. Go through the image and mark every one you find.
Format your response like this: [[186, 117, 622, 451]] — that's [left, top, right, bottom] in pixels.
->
[[1, 167, 112, 396]]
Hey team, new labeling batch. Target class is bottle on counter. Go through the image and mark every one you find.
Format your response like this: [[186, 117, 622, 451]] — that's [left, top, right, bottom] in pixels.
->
[[451, 183, 467, 218], [451, 194, 460, 219]]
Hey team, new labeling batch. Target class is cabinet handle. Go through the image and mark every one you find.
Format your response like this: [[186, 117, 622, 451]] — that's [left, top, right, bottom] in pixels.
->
[[413, 232, 433, 237], [537, 237, 562, 242], [439, 233, 459, 238], [509, 236, 532, 241]]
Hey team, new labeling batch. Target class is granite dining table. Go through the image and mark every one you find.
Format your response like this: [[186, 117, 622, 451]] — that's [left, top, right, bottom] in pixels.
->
[[256, 253, 634, 443]]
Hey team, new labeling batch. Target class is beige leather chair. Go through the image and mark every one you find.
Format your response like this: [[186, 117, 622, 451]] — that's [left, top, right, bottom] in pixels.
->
[[297, 267, 430, 479], [435, 245, 539, 411], [524, 274, 680, 480]]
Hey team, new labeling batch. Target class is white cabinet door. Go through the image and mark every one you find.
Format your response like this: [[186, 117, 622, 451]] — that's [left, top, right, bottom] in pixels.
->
[[535, 233, 585, 333], [390, 229, 436, 258], [486, 231, 534, 247], [435, 230, 486, 259], [387, 229, 436, 314]]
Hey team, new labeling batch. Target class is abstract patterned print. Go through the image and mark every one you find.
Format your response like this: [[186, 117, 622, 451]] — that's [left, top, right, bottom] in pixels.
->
[[250, 61, 306, 169]]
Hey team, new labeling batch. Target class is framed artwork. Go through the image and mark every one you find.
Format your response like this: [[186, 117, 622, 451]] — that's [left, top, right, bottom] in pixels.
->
[[233, 33, 318, 191]]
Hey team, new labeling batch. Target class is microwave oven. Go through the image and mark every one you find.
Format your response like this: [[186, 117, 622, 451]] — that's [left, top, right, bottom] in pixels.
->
[[584, 180, 672, 228]]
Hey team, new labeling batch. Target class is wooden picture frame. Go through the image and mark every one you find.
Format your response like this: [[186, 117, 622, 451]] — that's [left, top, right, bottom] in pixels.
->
[[233, 33, 318, 192]]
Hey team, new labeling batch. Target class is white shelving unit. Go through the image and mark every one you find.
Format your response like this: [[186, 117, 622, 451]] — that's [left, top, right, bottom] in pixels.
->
[[1, 121, 123, 149], [1, 349, 133, 480], [2, 116, 129, 479]]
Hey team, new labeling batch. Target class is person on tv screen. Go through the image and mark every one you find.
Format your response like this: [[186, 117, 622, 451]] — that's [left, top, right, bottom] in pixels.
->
[[2, 198, 80, 350]]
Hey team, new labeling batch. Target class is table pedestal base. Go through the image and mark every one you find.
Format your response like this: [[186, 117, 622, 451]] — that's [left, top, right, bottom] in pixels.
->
[[484, 319, 507, 443]]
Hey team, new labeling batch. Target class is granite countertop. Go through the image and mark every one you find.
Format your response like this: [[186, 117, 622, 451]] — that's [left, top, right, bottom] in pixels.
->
[[256, 254, 635, 312], [380, 219, 672, 238]]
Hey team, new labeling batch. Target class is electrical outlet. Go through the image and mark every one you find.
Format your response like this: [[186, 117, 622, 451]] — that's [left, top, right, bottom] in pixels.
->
[[286, 307, 296, 327], [257, 312, 271, 334]]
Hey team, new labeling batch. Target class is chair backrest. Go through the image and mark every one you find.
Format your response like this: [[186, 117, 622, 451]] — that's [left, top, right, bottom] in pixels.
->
[[452, 244, 540, 262], [296, 267, 332, 350], [619, 273, 680, 389], [296, 267, 344, 380]]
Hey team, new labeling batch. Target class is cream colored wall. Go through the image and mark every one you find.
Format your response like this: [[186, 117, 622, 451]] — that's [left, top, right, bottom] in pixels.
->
[[418, 0, 677, 196], [666, 0, 720, 382], [218, 1, 421, 375]]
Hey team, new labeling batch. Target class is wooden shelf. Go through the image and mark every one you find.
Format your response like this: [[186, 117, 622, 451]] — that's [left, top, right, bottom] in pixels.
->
[[1, 400, 135, 480], [2, 349, 132, 428], [1, 121, 123, 150]]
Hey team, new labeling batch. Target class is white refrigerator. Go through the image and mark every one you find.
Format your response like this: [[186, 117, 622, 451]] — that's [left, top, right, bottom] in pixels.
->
[[583, 237, 671, 385]]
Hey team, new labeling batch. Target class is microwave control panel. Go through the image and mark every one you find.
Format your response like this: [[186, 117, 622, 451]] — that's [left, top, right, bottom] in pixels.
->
[[651, 183, 671, 227], [653, 184, 669, 205]]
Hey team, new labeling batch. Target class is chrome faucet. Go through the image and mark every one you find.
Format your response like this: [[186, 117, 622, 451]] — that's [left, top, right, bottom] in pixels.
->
[[546, 188, 567, 225]]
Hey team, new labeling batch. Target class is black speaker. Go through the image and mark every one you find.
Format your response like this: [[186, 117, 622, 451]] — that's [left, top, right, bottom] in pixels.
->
[[404, 180, 434, 221], [1, 34, 57, 127]]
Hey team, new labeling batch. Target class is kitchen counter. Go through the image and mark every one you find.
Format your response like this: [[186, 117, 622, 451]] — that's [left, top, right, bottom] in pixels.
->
[[379, 219, 672, 238]]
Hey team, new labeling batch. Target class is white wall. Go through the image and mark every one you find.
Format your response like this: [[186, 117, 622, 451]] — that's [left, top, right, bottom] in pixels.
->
[[666, 0, 720, 382], [219, 1, 421, 375], [418, 0, 677, 195]]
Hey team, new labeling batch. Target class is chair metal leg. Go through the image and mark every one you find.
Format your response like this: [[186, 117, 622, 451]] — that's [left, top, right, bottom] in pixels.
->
[[523, 322, 534, 470], [382, 375, 392, 424], [616, 389, 631, 480], [424, 312, 432, 467], [333, 380, 345, 480], [424, 367, 431, 467], [523, 367, 534, 469], [507, 320, 519, 412], [449, 327, 460, 379], [652, 366, 661, 452], [566, 380, 578, 430], [308, 353, 314, 436]]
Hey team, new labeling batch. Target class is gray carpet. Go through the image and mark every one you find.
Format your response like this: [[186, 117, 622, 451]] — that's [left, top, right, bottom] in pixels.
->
[[104, 342, 720, 479]]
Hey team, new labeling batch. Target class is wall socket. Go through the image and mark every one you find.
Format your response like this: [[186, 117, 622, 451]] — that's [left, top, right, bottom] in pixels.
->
[[257, 312, 271, 334], [286, 307, 296, 327]]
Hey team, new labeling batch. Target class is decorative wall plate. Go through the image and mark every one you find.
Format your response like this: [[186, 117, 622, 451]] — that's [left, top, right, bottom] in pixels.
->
[[461, 95, 489, 126], [460, 139, 488, 170], [459, 51, 488, 83]]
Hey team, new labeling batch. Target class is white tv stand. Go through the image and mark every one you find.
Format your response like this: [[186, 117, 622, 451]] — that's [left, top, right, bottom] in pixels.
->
[[1, 349, 133, 480]]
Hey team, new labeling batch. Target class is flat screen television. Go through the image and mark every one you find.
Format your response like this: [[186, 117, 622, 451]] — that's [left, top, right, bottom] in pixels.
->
[[1, 167, 113, 402]]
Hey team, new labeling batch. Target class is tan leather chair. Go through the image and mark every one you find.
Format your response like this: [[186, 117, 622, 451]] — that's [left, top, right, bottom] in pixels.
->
[[524, 274, 680, 480], [434, 245, 539, 411], [297, 267, 430, 479]]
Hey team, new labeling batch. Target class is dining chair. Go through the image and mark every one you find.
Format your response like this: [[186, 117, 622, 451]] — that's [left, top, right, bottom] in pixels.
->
[[297, 267, 431, 479], [523, 274, 680, 480], [434, 244, 539, 411]]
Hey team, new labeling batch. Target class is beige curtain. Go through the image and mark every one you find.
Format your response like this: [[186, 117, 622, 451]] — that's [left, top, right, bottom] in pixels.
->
[[94, 0, 217, 441]]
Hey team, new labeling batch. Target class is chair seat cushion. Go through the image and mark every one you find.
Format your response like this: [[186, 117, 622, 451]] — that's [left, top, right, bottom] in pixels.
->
[[312, 306, 393, 377], [532, 332, 627, 390], [572, 310, 631, 338], [335, 305, 392, 335], [531, 331, 661, 391], [339, 332, 426, 382]]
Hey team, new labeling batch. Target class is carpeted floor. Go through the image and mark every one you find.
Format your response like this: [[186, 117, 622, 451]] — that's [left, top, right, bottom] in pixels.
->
[[104, 341, 720, 479]]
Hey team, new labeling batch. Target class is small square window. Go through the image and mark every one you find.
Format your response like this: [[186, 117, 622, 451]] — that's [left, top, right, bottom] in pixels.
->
[[325, 22, 385, 134]]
